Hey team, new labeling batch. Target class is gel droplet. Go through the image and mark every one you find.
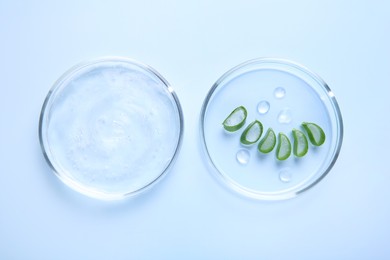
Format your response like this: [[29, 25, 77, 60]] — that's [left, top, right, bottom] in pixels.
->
[[278, 108, 292, 124], [257, 100, 270, 114], [279, 168, 292, 182], [274, 87, 286, 99], [236, 149, 250, 165]]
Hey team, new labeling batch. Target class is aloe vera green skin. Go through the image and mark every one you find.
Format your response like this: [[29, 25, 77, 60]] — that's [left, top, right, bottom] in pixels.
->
[[292, 129, 308, 157], [258, 128, 276, 153], [302, 122, 326, 146], [276, 132, 291, 160], [222, 106, 248, 132], [221, 105, 324, 160], [240, 120, 263, 145]]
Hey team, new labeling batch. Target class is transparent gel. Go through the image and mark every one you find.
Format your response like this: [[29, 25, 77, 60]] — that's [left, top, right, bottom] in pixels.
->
[[40, 58, 183, 200]]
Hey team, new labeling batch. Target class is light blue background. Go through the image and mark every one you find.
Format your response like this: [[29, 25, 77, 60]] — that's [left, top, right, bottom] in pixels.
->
[[1, 0, 389, 259]]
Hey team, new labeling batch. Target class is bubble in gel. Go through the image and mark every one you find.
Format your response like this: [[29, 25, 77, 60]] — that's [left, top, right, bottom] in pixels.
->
[[257, 100, 270, 114], [236, 149, 250, 165], [274, 87, 286, 99], [278, 108, 292, 124], [279, 168, 292, 182]]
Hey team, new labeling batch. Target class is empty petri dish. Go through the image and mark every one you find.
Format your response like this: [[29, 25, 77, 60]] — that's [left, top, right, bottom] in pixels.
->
[[200, 58, 343, 200], [39, 57, 183, 200]]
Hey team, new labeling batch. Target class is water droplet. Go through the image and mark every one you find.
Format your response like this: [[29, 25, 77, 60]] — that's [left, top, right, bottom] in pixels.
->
[[278, 108, 292, 124], [257, 100, 270, 114], [279, 168, 292, 182], [236, 149, 250, 165], [274, 87, 286, 99]]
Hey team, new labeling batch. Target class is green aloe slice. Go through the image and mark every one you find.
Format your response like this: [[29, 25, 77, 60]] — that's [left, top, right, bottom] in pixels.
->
[[276, 132, 291, 160], [292, 129, 308, 157], [302, 122, 326, 146], [240, 120, 263, 145], [222, 106, 247, 132], [258, 128, 276, 153]]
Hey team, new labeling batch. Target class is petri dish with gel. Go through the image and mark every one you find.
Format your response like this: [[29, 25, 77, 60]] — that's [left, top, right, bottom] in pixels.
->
[[39, 57, 183, 200]]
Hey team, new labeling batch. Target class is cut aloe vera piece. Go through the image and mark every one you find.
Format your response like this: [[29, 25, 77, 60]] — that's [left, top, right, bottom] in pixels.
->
[[276, 132, 291, 160], [258, 128, 276, 153], [292, 129, 308, 157], [240, 120, 263, 145], [302, 122, 326, 146], [222, 106, 247, 132]]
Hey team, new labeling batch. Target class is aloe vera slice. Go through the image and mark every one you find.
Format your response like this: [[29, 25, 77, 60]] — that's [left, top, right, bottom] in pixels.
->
[[240, 120, 263, 145], [222, 106, 247, 132], [258, 128, 276, 153], [302, 122, 326, 146], [292, 129, 308, 157], [276, 132, 291, 160]]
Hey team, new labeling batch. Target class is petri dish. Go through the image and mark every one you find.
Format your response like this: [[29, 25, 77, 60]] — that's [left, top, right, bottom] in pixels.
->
[[39, 57, 183, 200], [200, 58, 343, 200]]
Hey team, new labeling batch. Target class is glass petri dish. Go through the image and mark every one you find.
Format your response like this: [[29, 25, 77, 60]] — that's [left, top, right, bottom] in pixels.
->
[[39, 57, 183, 200], [200, 58, 343, 200]]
